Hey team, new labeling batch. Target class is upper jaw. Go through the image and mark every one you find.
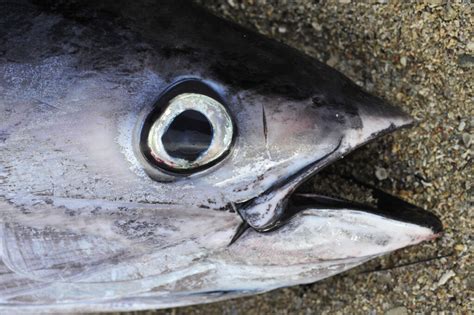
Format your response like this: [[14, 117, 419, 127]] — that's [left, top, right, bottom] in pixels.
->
[[236, 101, 441, 235], [237, 98, 413, 232]]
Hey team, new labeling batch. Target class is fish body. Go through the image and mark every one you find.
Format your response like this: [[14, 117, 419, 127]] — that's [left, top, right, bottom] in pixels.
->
[[0, 0, 441, 312]]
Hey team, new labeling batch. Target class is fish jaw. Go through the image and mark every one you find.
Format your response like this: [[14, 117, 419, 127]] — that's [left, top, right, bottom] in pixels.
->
[[238, 93, 414, 231], [223, 190, 442, 287], [221, 208, 440, 290]]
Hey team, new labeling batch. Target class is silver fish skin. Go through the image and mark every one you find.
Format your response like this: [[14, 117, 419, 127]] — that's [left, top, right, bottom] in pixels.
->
[[0, 0, 441, 312]]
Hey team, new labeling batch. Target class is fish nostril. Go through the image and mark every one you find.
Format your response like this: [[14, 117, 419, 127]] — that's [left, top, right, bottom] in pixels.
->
[[311, 95, 325, 108], [161, 110, 214, 162]]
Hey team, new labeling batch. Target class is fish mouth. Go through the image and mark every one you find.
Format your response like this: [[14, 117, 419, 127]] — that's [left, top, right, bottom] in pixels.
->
[[286, 183, 443, 235], [232, 160, 443, 245], [242, 154, 443, 234], [234, 113, 443, 242]]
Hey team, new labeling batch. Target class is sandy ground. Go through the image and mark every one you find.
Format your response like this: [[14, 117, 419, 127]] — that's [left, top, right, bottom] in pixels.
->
[[112, 1, 472, 314]]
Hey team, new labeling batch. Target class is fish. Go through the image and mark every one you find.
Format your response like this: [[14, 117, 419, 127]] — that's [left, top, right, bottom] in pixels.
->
[[0, 0, 442, 312]]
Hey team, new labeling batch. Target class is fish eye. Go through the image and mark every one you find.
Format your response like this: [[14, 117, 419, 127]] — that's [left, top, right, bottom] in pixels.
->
[[147, 93, 233, 171], [138, 80, 234, 177]]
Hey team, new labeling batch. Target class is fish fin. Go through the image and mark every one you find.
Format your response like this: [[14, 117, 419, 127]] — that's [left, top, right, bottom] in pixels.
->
[[0, 221, 128, 282], [0, 259, 47, 301]]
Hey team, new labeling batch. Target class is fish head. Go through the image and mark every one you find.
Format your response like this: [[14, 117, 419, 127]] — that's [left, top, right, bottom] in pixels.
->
[[0, 0, 441, 310]]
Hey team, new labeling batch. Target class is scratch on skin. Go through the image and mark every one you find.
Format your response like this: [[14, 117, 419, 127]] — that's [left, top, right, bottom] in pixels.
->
[[262, 103, 268, 144], [33, 98, 59, 111], [262, 104, 271, 159]]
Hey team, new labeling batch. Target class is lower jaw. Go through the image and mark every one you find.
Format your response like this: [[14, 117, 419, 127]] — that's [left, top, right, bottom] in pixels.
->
[[285, 174, 442, 234]]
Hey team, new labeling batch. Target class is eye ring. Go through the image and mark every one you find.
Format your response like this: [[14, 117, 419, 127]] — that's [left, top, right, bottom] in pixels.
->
[[137, 79, 235, 179], [147, 93, 233, 170]]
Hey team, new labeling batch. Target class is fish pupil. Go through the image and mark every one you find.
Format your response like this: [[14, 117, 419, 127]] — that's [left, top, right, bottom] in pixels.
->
[[161, 110, 213, 162]]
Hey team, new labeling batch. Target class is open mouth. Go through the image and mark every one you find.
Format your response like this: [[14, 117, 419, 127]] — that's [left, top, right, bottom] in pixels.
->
[[233, 121, 443, 244], [287, 180, 443, 234], [232, 164, 443, 245]]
